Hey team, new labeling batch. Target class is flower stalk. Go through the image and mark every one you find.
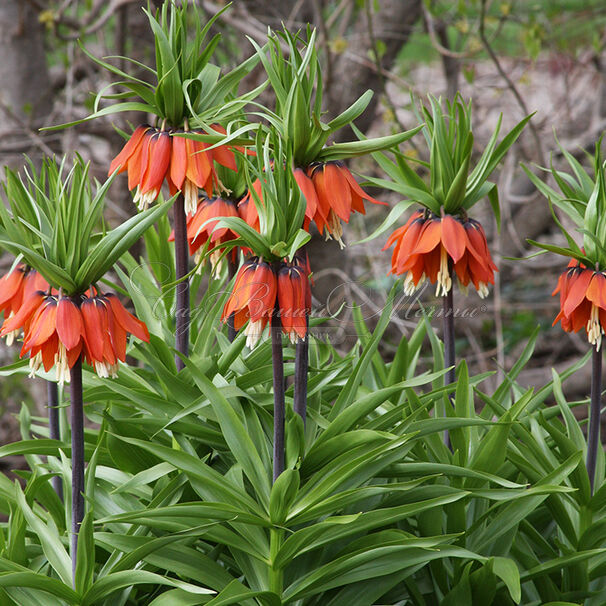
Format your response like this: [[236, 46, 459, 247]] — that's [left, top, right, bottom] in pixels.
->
[[443, 283, 455, 450], [271, 300, 285, 483], [174, 192, 190, 370], [47, 381, 63, 501], [443, 287, 456, 386], [588, 344, 602, 493], [69, 354, 84, 583], [227, 259, 237, 343], [269, 527, 284, 596], [294, 314, 309, 426]]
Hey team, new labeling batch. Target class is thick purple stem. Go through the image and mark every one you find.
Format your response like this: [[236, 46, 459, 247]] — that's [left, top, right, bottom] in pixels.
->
[[443, 287, 455, 449], [272, 302, 285, 483], [47, 380, 63, 501], [174, 193, 190, 370], [70, 356, 84, 584], [227, 258, 237, 342], [588, 345, 602, 493], [293, 314, 309, 426]]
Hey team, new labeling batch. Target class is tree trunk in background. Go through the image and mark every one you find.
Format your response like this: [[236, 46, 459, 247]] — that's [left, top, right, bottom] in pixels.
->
[[235, 0, 423, 309], [240, 0, 422, 137], [0, 0, 51, 167], [325, 0, 422, 140]]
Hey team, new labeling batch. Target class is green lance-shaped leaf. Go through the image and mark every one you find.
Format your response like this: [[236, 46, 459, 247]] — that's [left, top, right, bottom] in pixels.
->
[[184, 361, 271, 508], [269, 470, 300, 525], [14, 484, 72, 587], [74, 200, 172, 292], [356, 94, 530, 245]]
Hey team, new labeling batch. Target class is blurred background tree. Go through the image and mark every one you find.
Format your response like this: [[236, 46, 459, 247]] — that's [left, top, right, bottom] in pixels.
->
[[2, 0, 606, 445]]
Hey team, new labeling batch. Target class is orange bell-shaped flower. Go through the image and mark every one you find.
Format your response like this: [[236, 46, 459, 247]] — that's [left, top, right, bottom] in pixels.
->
[[222, 258, 277, 348], [384, 211, 497, 298], [552, 261, 606, 350]]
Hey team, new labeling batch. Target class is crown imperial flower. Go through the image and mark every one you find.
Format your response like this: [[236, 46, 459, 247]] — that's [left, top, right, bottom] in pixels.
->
[[222, 255, 311, 347], [0, 289, 149, 383], [384, 211, 497, 298], [552, 261, 606, 350], [109, 125, 237, 213]]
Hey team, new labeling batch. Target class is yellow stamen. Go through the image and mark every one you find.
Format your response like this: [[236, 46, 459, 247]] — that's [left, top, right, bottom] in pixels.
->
[[587, 304, 602, 350], [28, 351, 43, 378], [55, 343, 70, 385], [133, 187, 157, 211], [95, 361, 119, 379], [403, 272, 425, 296], [324, 210, 345, 249], [245, 320, 265, 348], [477, 282, 489, 299], [436, 247, 452, 297], [183, 179, 199, 215], [4, 311, 17, 346], [209, 250, 225, 278]]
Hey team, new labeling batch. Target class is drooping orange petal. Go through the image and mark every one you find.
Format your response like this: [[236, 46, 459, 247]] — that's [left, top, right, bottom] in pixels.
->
[[209, 125, 237, 171], [278, 269, 295, 335], [213, 144, 237, 172], [81, 298, 106, 362], [423, 246, 442, 282], [108, 306, 127, 362], [0, 267, 25, 308], [23, 298, 57, 349], [105, 294, 150, 342], [293, 168, 319, 221], [67, 342, 83, 368], [1, 291, 45, 335], [563, 269, 593, 317], [170, 134, 188, 189], [109, 125, 149, 176], [248, 263, 277, 322], [290, 267, 308, 339], [454, 253, 471, 286], [56, 298, 83, 350], [570, 298, 591, 332], [340, 164, 386, 206], [441, 215, 467, 263], [185, 138, 212, 189], [552, 271, 567, 297], [407, 255, 426, 285], [323, 163, 352, 222], [101, 313, 117, 365], [395, 219, 427, 275], [223, 262, 255, 319], [238, 194, 261, 232], [128, 128, 153, 191], [465, 221, 498, 270], [40, 333, 59, 371], [309, 167, 332, 227], [140, 131, 171, 195], [411, 218, 441, 255], [23, 270, 49, 301], [552, 308, 567, 328], [586, 272, 606, 310], [233, 308, 249, 330]]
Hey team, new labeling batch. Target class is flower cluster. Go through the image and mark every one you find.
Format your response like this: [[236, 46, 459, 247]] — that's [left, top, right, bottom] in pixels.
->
[[0, 266, 49, 345], [0, 286, 149, 383], [553, 260, 606, 349], [240, 161, 383, 246], [222, 255, 311, 347], [180, 196, 241, 270], [297, 161, 385, 245], [384, 211, 497, 298], [109, 125, 236, 213]]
